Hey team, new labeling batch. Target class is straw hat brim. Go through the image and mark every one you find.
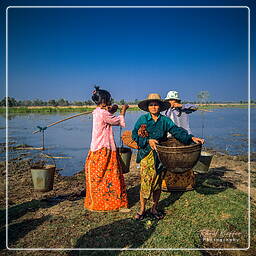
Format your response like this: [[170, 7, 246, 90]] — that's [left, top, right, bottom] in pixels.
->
[[138, 99, 170, 112]]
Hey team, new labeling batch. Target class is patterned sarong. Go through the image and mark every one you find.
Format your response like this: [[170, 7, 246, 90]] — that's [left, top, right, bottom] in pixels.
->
[[140, 151, 165, 199], [84, 147, 128, 211]]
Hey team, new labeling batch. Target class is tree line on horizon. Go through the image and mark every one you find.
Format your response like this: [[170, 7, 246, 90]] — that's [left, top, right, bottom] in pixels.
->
[[0, 97, 251, 107]]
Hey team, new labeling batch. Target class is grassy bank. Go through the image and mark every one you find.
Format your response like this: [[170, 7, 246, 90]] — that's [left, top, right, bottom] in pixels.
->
[[0, 150, 255, 255], [0, 106, 95, 114], [0, 106, 140, 114], [0, 104, 255, 114], [197, 103, 255, 109]]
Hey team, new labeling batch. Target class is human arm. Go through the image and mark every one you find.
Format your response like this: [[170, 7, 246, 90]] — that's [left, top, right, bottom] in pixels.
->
[[104, 104, 129, 127], [172, 102, 183, 108], [107, 104, 118, 114], [182, 104, 198, 114], [120, 104, 129, 116], [166, 117, 204, 145]]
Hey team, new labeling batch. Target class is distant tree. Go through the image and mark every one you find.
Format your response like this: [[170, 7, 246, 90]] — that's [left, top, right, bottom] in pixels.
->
[[32, 98, 45, 106], [119, 99, 126, 105], [2, 97, 18, 107], [0, 97, 6, 106], [23, 100, 33, 106], [73, 101, 83, 106], [48, 99, 58, 106], [197, 91, 210, 104], [134, 99, 139, 105], [16, 100, 23, 106], [84, 100, 94, 106], [57, 98, 69, 106]]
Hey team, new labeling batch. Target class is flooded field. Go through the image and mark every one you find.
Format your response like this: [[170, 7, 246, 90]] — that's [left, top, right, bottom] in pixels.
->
[[0, 108, 255, 176]]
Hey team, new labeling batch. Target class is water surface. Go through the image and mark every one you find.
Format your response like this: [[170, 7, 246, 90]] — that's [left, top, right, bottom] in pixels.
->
[[1, 108, 255, 176]]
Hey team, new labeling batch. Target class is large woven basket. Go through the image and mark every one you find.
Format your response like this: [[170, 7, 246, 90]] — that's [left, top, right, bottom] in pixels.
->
[[156, 138, 202, 173]]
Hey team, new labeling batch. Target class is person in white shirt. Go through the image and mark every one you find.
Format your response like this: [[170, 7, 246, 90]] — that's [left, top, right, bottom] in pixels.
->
[[165, 90, 197, 135]]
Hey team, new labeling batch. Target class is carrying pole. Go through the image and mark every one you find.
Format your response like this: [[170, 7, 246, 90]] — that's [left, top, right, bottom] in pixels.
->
[[32, 111, 93, 134]]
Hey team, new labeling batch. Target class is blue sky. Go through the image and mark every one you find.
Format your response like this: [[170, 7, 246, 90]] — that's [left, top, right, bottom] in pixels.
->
[[1, 0, 255, 102]]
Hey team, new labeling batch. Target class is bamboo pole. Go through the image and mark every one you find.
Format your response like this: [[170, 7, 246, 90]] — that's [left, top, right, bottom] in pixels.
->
[[16, 147, 44, 150], [32, 111, 93, 134], [41, 153, 72, 159]]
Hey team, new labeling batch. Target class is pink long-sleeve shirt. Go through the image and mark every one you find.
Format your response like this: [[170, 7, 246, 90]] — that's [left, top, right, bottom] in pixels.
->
[[90, 107, 125, 152]]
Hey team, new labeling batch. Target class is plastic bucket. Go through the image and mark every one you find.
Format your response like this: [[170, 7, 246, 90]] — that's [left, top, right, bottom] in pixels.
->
[[193, 151, 213, 173], [31, 164, 56, 192], [117, 147, 132, 174]]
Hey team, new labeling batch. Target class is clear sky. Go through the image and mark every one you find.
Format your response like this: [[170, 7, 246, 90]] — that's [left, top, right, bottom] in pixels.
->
[[1, 0, 255, 102]]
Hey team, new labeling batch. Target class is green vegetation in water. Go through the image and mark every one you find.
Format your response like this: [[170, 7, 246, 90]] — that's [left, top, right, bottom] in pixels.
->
[[0, 107, 94, 114], [0, 106, 140, 114], [198, 104, 255, 109]]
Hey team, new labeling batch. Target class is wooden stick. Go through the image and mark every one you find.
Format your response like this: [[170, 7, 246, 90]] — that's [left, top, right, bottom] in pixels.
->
[[32, 111, 93, 134], [16, 147, 44, 150], [41, 153, 72, 159]]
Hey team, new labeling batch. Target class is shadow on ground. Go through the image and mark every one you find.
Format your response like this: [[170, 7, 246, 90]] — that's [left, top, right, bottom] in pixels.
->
[[158, 190, 184, 211], [69, 217, 158, 256], [0, 190, 85, 226], [158, 166, 237, 214], [0, 190, 85, 250], [126, 185, 140, 208], [0, 215, 50, 249], [195, 167, 236, 195]]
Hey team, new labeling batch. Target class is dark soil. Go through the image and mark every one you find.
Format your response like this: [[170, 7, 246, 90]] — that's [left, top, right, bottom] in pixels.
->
[[0, 149, 255, 256]]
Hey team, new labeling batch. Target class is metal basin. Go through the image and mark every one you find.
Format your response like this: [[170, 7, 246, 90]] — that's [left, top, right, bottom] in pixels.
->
[[156, 138, 202, 173]]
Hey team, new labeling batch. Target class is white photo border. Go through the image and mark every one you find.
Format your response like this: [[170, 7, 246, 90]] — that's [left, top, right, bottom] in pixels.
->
[[5, 5, 251, 251]]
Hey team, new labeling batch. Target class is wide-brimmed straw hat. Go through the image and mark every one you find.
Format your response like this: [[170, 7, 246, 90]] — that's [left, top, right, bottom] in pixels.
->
[[138, 93, 170, 112]]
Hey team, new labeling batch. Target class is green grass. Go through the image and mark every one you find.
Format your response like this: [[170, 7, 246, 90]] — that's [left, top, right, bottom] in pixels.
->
[[1, 186, 255, 255], [0, 106, 140, 114], [79, 189, 249, 248], [198, 105, 254, 109], [66, 186, 254, 256], [0, 107, 94, 113], [1, 104, 255, 114], [1, 159, 255, 255]]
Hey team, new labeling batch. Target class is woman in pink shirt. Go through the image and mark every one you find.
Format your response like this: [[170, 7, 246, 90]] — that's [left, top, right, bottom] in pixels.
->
[[84, 86, 129, 211]]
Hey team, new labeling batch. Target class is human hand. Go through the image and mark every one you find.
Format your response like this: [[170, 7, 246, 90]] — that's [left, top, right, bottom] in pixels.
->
[[192, 137, 204, 144], [120, 104, 129, 115], [149, 139, 158, 150], [172, 102, 182, 108], [108, 104, 118, 114]]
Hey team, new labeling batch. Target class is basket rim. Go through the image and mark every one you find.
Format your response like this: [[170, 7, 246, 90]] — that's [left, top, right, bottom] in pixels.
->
[[156, 143, 202, 150]]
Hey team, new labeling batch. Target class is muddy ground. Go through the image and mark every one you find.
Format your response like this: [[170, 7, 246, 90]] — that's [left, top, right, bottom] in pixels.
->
[[0, 149, 255, 255], [1, 150, 255, 207]]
